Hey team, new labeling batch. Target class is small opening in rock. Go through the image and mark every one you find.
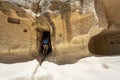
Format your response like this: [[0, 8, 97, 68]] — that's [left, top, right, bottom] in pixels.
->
[[8, 17, 20, 24], [109, 41, 114, 44], [23, 29, 28, 33]]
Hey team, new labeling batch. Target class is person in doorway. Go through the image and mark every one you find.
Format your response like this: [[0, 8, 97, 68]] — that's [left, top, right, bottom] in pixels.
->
[[42, 37, 50, 57]]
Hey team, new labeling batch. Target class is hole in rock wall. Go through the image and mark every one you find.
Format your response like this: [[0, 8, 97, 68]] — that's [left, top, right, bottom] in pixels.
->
[[8, 17, 20, 24], [23, 29, 28, 33]]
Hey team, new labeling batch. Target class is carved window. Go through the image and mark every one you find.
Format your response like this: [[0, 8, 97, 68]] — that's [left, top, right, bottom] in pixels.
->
[[8, 17, 20, 24]]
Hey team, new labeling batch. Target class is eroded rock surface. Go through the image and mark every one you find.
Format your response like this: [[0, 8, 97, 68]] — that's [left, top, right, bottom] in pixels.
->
[[0, 1, 38, 63], [0, 0, 119, 64]]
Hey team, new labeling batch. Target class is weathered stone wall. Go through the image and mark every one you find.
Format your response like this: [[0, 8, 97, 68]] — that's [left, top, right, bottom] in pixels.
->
[[0, 2, 39, 63], [1, 0, 120, 64], [102, 0, 120, 25], [95, 0, 108, 28], [37, 0, 108, 64], [89, 0, 120, 55]]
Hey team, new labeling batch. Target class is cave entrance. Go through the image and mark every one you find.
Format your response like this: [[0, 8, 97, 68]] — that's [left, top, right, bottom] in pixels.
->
[[41, 31, 52, 55], [89, 29, 120, 55]]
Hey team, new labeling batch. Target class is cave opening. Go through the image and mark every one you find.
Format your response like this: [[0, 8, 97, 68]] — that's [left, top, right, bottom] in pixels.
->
[[40, 31, 52, 55], [88, 29, 120, 55]]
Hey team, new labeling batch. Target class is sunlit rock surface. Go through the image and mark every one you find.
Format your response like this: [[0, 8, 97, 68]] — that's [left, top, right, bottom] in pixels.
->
[[0, 1, 39, 63], [103, 0, 120, 25], [0, 0, 120, 64]]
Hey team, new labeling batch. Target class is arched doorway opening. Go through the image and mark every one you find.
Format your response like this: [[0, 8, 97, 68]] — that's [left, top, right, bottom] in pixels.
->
[[40, 31, 52, 55]]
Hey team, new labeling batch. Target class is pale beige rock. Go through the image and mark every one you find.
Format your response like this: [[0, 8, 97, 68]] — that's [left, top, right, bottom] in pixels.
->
[[0, 2, 39, 63], [95, 0, 108, 28], [88, 0, 120, 56], [39, 0, 107, 64], [102, 0, 120, 25], [3, 0, 120, 65]]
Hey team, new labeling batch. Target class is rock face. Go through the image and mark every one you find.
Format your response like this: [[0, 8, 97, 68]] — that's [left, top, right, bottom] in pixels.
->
[[89, 0, 120, 55], [0, 1, 38, 63], [103, 0, 120, 25], [0, 0, 120, 64], [35, 0, 107, 64]]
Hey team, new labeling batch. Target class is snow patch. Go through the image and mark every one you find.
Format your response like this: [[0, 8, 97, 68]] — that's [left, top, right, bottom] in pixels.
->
[[35, 56, 120, 80], [1, 56, 120, 80], [23, 8, 38, 17], [0, 60, 39, 80]]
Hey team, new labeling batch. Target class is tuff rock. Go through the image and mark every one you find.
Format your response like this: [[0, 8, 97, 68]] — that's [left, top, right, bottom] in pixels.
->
[[0, 0, 120, 64]]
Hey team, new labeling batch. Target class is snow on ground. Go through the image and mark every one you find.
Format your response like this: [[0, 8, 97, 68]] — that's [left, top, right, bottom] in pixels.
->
[[35, 56, 120, 80], [0, 56, 120, 80], [0, 60, 39, 80]]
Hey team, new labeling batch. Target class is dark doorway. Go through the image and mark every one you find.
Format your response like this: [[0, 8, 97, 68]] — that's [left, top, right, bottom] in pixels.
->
[[40, 31, 52, 55]]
